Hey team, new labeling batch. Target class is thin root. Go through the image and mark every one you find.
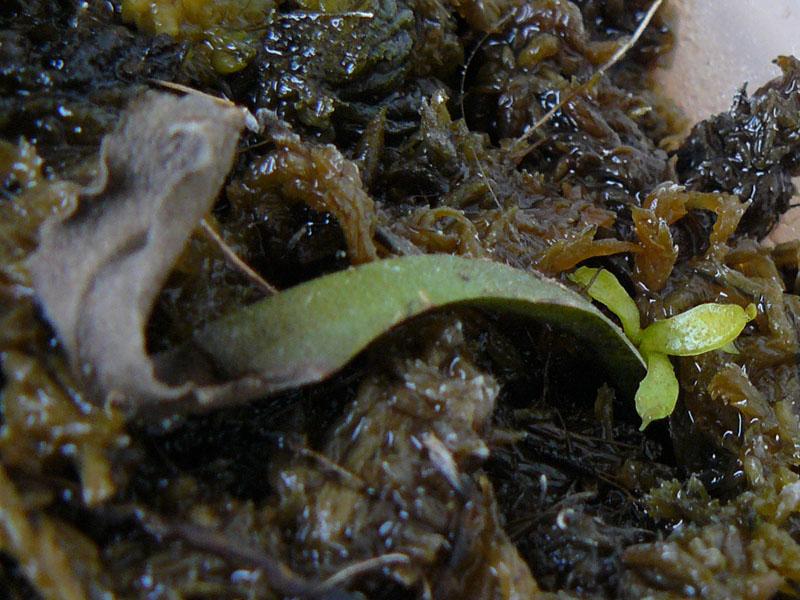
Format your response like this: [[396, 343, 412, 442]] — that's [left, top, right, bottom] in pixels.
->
[[199, 218, 278, 296], [316, 553, 411, 592]]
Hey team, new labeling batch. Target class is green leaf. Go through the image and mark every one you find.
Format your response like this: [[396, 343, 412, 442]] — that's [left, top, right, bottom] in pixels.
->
[[195, 255, 645, 396], [567, 266, 641, 342], [635, 350, 679, 431], [638, 303, 757, 357]]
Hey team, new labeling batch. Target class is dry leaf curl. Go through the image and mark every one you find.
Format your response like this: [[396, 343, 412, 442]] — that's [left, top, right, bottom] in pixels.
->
[[29, 92, 248, 412]]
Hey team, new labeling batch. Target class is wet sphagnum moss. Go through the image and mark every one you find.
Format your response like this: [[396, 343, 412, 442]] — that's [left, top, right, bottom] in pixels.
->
[[3, 0, 800, 598]]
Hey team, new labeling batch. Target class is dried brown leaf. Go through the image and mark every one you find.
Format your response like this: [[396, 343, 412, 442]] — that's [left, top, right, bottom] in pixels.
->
[[29, 92, 247, 410]]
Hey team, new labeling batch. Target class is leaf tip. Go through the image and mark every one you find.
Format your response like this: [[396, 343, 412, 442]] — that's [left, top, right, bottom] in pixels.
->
[[745, 303, 757, 321]]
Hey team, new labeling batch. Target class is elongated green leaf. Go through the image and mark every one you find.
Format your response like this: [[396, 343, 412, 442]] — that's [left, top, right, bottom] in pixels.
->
[[638, 303, 757, 356], [567, 266, 642, 342], [635, 350, 679, 431], [195, 255, 645, 396]]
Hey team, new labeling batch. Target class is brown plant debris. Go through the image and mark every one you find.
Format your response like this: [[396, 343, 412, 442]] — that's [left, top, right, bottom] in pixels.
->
[[29, 92, 247, 411]]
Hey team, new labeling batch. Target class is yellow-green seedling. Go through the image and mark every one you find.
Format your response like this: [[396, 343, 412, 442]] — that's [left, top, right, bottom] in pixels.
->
[[568, 267, 756, 430]]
